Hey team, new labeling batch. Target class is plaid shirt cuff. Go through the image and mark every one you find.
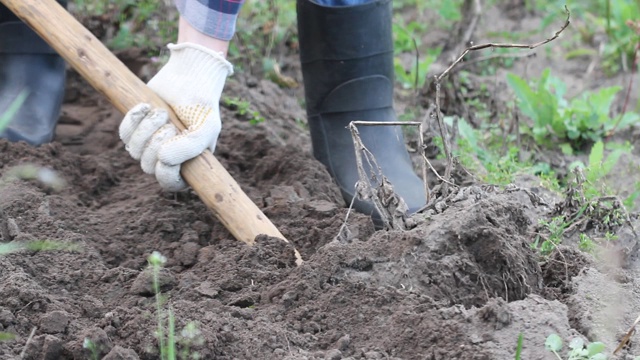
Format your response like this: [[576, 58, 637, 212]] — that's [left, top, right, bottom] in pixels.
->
[[174, 0, 245, 41]]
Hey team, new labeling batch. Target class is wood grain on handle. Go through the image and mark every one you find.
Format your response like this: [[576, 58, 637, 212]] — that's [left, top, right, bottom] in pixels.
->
[[2, 0, 303, 264]]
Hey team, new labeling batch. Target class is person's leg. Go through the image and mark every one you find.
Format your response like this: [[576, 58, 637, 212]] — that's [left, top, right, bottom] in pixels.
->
[[297, 0, 426, 227], [0, 0, 68, 146]]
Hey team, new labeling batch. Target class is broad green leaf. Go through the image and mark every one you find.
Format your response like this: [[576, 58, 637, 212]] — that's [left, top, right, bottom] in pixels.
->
[[560, 143, 574, 155], [614, 112, 640, 131], [566, 127, 580, 140], [530, 162, 552, 175], [455, 118, 479, 150], [586, 341, 605, 356], [545, 73, 568, 107], [537, 68, 551, 93], [537, 91, 559, 129], [588, 86, 621, 119], [588, 141, 604, 171], [569, 337, 584, 350], [572, 348, 588, 357], [507, 73, 539, 121], [545, 334, 563, 352]]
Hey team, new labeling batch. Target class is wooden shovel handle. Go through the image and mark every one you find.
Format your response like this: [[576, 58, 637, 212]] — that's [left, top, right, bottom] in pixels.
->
[[2, 0, 302, 263]]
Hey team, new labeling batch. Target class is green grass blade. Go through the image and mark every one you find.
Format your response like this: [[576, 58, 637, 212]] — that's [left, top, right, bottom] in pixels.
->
[[515, 333, 524, 360], [167, 309, 176, 360], [0, 332, 16, 341]]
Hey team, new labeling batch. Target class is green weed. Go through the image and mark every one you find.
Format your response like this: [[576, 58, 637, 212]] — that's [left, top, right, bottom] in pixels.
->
[[148, 251, 176, 360], [568, 141, 627, 201], [598, 0, 640, 75], [514, 333, 524, 360], [444, 117, 559, 187], [507, 68, 639, 153], [222, 97, 265, 125], [534, 216, 567, 255], [544, 334, 606, 360], [147, 252, 203, 360], [578, 233, 596, 253], [83, 338, 101, 360], [533, 141, 632, 255]]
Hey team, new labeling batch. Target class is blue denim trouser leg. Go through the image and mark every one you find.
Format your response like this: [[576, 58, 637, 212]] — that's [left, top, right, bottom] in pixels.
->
[[311, 0, 373, 6]]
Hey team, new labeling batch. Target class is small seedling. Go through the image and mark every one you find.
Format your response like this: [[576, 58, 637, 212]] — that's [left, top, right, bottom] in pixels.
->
[[534, 217, 568, 255], [148, 251, 175, 360], [83, 338, 101, 360], [222, 97, 265, 125], [148, 252, 203, 360], [578, 233, 595, 253], [545, 334, 606, 360], [178, 322, 204, 360]]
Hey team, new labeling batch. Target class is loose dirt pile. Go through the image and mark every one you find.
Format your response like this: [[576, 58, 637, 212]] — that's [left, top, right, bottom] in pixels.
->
[[2, 3, 640, 360]]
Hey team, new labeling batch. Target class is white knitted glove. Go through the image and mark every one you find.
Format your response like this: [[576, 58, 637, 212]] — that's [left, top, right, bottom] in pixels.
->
[[119, 43, 233, 191]]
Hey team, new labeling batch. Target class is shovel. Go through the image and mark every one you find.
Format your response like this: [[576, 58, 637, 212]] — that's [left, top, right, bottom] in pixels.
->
[[1, 0, 302, 265]]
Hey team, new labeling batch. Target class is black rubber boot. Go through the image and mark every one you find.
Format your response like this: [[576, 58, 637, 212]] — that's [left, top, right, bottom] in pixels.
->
[[0, 0, 67, 146], [297, 0, 426, 227]]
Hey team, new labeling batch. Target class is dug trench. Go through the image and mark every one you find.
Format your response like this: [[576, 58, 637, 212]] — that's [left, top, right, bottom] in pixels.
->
[[2, 24, 640, 360]]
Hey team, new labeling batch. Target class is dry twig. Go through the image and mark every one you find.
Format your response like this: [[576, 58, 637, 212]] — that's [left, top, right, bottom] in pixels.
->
[[614, 313, 640, 355], [20, 327, 37, 359], [348, 121, 428, 229]]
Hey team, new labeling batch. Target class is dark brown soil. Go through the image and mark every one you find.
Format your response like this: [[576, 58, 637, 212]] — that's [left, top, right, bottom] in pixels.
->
[[1, 2, 640, 360]]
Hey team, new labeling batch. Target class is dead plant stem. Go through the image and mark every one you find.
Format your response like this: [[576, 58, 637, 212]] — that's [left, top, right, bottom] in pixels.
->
[[350, 121, 430, 203], [435, 6, 571, 83], [20, 327, 37, 359]]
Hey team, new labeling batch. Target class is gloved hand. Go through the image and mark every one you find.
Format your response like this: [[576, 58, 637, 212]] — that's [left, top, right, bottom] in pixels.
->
[[119, 43, 233, 191]]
